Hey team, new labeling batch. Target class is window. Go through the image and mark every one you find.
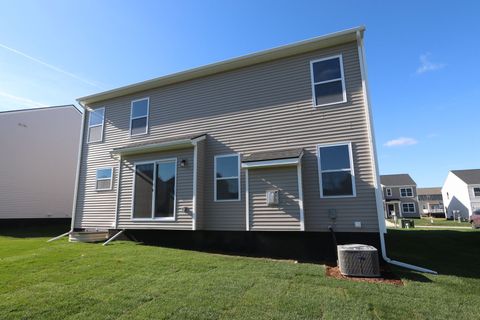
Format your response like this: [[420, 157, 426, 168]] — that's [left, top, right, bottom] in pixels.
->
[[310, 55, 346, 107], [474, 187, 480, 197], [318, 143, 355, 197], [130, 98, 149, 136], [132, 159, 177, 220], [400, 187, 413, 197], [214, 154, 240, 201], [96, 167, 113, 190], [87, 107, 105, 143], [386, 188, 392, 197], [402, 203, 416, 214]]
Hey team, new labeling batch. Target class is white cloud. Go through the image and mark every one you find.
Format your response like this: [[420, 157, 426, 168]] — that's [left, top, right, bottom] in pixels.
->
[[0, 43, 103, 89], [384, 137, 418, 147], [416, 53, 445, 74], [0, 90, 48, 109]]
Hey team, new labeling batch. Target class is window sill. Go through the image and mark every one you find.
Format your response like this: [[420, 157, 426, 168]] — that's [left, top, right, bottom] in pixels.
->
[[313, 98, 347, 108], [320, 194, 356, 199], [130, 217, 176, 222]]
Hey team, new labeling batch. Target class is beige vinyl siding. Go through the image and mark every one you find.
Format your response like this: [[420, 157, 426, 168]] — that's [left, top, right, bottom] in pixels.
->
[[76, 40, 379, 232], [117, 148, 193, 229], [0, 106, 81, 219], [249, 167, 301, 231]]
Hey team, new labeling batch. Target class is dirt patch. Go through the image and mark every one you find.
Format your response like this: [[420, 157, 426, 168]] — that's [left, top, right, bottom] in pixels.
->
[[325, 264, 404, 286]]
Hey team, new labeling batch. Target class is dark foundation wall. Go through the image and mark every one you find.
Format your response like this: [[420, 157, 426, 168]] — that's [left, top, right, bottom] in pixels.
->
[[0, 218, 70, 228], [126, 230, 382, 263]]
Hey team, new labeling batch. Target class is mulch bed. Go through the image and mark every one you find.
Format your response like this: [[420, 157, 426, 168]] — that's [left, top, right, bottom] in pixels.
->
[[325, 264, 404, 286]]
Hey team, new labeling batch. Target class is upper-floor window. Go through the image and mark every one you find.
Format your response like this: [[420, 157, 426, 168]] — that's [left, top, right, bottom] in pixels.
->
[[318, 143, 355, 198], [400, 187, 413, 197], [474, 187, 480, 197], [310, 55, 347, 107], [386, 188, 392, 197], [87, 107, 105, 143], [214, 154, 240, 201], [402, 203, 416, 214], [130, 98, 149, 136], [96, 167, 113, 191]]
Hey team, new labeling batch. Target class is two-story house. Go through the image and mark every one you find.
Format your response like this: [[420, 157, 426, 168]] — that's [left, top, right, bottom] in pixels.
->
[[381, 174, 420, 218], [70, 27, 386, 260], [442, 169, 480, 220], [417, 187, 445, 218]]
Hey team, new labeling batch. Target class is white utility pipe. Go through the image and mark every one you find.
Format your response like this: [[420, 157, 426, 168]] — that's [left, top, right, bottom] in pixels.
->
[[47, 231, 71, 242], [102, 229, 125, 246]]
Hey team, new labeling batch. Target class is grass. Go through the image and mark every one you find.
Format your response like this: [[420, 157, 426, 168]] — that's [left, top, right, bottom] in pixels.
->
[[0, 226, 479, 319], [414, 217, 471, 227], [388, 217, 471, 228]]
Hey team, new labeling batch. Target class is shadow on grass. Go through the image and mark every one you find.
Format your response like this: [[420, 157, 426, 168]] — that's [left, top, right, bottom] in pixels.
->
[[386, 229, 480, 279]]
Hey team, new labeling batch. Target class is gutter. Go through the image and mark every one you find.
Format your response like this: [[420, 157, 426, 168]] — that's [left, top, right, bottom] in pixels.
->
[[69, 103, 87, 234], [356, 30, 437, 275], [48, 102, 86, 242]]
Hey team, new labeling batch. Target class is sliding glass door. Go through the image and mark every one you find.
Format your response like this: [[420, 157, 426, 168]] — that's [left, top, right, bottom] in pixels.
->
[[133, 159, 177, 220]]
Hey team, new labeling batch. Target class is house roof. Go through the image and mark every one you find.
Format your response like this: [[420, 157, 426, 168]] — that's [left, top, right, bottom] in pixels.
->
[[77, 26, 365, 106], [242, 148, 304, 163], [380, 174, 416, 186], [417, 187, 442, 195], [111, 133, 206, 156], [0, 104, 81, 115], [451, 169, 480, 185]]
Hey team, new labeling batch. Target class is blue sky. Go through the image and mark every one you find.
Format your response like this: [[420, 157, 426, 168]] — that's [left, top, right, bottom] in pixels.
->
[[0, 1, 479, 187]]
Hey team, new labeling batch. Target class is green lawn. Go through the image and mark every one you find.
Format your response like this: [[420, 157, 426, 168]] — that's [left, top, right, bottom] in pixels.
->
[[414, 217, 471, 227], [388, 217, 471, 228], [0, 226, 479, 319]]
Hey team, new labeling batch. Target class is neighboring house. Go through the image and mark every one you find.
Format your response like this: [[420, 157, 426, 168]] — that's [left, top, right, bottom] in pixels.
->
[[380, 174, 420, 218], [417, 187, 445, 218], [71, 27, 385, 259], [442, 169, 480, 220], [0, 105, 82, 222]]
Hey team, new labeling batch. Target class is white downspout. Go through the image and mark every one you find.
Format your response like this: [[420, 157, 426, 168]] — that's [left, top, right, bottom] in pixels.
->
[[48, 102, 86, 242], [356, 30, 437, 274]]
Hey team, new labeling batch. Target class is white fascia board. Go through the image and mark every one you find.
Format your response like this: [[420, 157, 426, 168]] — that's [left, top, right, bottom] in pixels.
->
[[111, 139, 193, 156]]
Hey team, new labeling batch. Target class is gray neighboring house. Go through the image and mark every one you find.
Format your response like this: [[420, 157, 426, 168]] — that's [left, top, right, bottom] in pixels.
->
[[71, 27, 386, 259], [417, 187, 445, 217], [0, 105, 82, 222], [381, 174, 420, 218]]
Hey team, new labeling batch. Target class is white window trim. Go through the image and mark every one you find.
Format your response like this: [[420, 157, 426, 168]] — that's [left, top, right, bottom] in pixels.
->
[[95, 167, 113, 191], [87, 107, 105, 143], [214, 153, 241, 202], [386, 188, 392, 197], [130, 158, 177, 221], [309, 54, 347, 108], [129, 97, 150, 137], [473, 187, 480, 197], [400, 187, 414, 198], [402, 202, 416, 214], [317, 142, 356, 198]]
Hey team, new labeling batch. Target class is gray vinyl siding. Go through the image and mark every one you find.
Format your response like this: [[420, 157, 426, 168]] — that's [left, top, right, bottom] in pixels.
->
[[117, 148, 194, 229], [75, 40, 379, 232], [249, 167, 301, 231], [383, 186, 419, 218]]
